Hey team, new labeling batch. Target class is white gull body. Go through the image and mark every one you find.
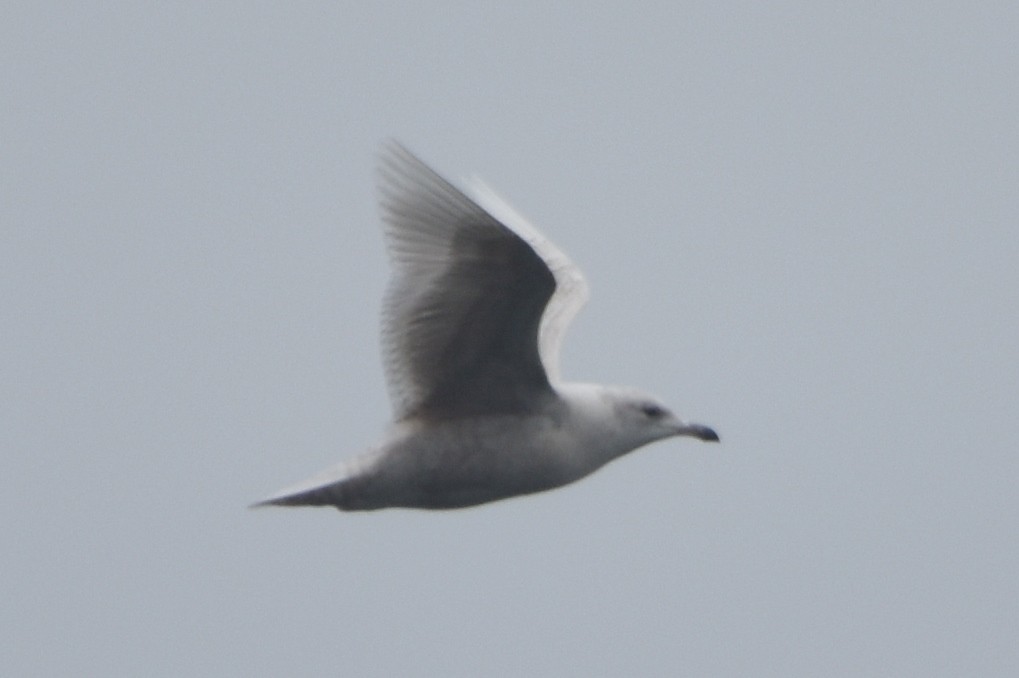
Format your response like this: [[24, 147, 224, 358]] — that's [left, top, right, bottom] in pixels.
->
[[255, 143, 718, 511]]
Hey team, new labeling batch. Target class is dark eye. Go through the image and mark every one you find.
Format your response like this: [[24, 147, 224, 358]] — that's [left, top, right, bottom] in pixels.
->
[[640, 403, 665, 419]]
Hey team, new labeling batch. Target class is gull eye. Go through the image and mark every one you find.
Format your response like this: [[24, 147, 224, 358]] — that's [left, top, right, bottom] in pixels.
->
[[639, 403, 665, 419]]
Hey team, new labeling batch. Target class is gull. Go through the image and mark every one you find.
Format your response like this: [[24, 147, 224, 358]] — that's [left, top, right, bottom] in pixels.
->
[[254, 143, 718, 511]]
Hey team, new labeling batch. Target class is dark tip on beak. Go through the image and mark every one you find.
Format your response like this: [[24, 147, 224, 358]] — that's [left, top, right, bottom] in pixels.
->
[[694, 425, 720, 442]]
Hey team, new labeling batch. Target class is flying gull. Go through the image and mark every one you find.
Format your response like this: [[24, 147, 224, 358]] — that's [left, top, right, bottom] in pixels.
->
[[254, 143, 718, 511]]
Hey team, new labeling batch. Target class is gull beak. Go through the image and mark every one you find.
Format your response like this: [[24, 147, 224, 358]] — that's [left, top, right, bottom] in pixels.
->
[[672, 421, 720, 442]]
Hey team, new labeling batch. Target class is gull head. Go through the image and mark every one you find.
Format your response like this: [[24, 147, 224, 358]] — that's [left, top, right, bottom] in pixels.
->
[[558, 383, 719, 468], [611, 389, 720, 445]]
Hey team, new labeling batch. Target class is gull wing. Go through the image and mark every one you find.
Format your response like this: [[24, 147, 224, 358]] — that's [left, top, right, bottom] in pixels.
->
[[377, 143, 587, 420], [466, 178, 589, 385]]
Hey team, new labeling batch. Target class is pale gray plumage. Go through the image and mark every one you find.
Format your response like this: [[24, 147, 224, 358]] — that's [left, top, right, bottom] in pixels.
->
[[254, 142, 718, 511]]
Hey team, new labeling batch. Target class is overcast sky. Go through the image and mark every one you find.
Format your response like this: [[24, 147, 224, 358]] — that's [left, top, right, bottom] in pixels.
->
[[3, 3, 1017, 676]]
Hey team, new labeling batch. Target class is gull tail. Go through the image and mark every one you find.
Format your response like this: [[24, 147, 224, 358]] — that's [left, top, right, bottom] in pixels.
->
[[250, 461, 363, 511], [249, 484, 344, 509]]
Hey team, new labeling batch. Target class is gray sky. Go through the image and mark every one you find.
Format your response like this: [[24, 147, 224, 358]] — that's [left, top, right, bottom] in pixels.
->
[[3, 3, 1017, 676]]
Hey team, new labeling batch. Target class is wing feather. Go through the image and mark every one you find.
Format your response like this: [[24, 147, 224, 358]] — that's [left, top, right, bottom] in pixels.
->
[[378, 143, 583, 420]]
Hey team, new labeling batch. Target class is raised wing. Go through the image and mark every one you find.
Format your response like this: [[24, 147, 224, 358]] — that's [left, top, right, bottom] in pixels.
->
[[379, 143, 587, 420], [466, 178, 589, 385]]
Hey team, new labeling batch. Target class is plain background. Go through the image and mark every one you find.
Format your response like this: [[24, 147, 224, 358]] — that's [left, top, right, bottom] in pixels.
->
[[3, 3, 1017, 676]]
